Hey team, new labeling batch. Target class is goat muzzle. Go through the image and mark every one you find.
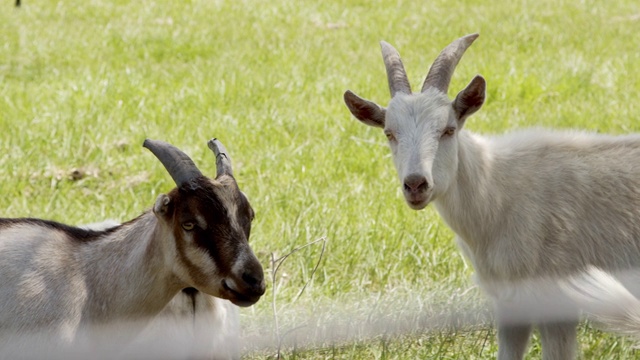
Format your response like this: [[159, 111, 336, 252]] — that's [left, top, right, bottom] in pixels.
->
[[402, 173, 431, 210], [222, 278, 266, 307]]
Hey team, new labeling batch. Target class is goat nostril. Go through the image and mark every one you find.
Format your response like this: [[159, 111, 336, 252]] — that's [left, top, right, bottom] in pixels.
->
[[242, 272, 262, 287], [403, 174, 428, 193]]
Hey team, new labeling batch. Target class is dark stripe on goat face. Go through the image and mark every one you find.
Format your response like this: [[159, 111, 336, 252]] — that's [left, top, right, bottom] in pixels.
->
[[192, 178, 252, 275], [0, 218, 122, 243], [166, 188, 211, 287], [170, 177, 255, 285]]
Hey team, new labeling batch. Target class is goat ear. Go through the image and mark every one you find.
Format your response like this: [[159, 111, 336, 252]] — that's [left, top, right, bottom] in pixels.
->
[[344, 90, 386, 128], [452, 75, 485, 124], [153, 194, 172, 217]]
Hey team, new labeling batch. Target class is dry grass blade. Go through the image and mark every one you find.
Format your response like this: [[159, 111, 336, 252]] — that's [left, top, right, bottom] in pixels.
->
[[270, 237, 328, 359]]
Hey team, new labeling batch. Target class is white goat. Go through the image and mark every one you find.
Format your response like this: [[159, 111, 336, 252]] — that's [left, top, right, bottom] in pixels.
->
[[0, 138, 265, 359], [344, 33, 640, 359]]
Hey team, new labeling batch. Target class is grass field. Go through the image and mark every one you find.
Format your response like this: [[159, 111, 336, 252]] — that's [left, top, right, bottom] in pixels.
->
[[2, 0, 640, 358]]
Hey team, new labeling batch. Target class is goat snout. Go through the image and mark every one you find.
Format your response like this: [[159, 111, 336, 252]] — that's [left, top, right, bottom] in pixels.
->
[[403, 173, 428, 193], [402, 173, 431, 210], [242, 271, 265, 291], [240, 270, 266, 300], [222, 265, 266, 307]]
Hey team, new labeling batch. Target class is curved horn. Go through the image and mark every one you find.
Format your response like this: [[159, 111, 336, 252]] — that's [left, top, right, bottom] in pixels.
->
[[143, 139, 203, 187], [421, 33, 479, 94], [207, 138, 233, 178], [380, 41, 412, 97]]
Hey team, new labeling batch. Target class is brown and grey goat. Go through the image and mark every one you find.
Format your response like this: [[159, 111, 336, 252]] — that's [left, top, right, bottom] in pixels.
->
[[0, 138, 265, 359], [344, 33, 640, 359]]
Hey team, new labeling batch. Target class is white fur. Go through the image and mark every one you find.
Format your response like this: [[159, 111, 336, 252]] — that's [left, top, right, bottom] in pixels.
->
[[126, 291, 241, 360], [79, 219, 120, 231], [562, 267, 640, 337]]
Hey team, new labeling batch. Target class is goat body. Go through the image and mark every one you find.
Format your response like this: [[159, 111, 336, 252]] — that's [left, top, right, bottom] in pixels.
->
[[442, 129, 640, 284], [345, 34, 640, 359]]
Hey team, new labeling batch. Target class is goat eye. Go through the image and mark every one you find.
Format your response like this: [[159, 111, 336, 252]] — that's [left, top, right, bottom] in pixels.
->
[[442, 127, 456, 137], [384, 131, 396, 142], [182, 222, 195, 231]]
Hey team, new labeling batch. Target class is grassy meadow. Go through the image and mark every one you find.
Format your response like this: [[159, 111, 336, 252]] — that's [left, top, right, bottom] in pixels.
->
[[2, 0, 640, 358]]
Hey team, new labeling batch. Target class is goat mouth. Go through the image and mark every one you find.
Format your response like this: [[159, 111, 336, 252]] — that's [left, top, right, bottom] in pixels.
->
[[222, 280, 262, 307], [407, 201, 427, 210], [404, 194, 430, 210]]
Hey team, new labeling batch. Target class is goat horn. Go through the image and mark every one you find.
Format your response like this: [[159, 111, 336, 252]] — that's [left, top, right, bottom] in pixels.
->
[[143, 139, 203, 187], [421, 33, 479, 94], [380, 41, 412, 97], [207, 138, 234, 178]]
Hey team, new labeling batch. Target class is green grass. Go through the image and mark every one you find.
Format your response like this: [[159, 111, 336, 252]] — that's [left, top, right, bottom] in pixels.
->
[[2, 0, 640, 358]]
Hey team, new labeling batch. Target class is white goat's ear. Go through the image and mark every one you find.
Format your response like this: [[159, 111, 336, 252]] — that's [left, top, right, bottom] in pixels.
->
[[343, 90, 386, 128], [153, 194, 172, 216], [452, 75, 485, 124]]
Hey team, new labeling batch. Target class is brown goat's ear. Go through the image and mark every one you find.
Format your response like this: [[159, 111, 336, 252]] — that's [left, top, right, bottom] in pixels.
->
[[453, 75, 485, 124], [344, 90, 386, 128], [153, 194, 172, 217]]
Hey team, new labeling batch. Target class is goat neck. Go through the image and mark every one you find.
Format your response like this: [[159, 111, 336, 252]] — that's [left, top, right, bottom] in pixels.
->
[[78, 212, 181, 323]]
